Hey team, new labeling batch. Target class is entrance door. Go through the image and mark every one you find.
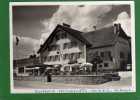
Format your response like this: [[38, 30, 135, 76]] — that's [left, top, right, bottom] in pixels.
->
[[47, 73, 52, 82], [120, 60, 127, 71]]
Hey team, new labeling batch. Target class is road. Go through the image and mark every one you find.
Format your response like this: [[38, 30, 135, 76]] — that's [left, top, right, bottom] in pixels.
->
[[14, 76, 132, 89]]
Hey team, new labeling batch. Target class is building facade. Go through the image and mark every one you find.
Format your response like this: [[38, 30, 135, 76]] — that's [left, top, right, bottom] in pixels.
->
[[13, 23, 131, 78], [38, 24, 91, 68], [13, 55, 41, 76], [85, 24, 131, 71], [37, 23, 131, 72]]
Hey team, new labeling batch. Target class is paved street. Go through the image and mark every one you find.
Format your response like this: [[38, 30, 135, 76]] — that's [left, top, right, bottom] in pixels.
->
[[13, 72, 133, 93], [14, 76, 132, 89]]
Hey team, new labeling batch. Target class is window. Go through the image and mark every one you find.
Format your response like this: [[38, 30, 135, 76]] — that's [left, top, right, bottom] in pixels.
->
[[77, 52, 82, 59], [56, 45, 60, 50], [100, 52, 104, 57], [63, 54, 65, 60], [18, 67, 24, 73], [93, 51, 99, 56], [100, 51, 112, 61], [73, 53, 77, 60], [53, 56, 56, 61], [108, 51, 111, 57], [63, 54, 66, 60], [99, 65, 102, 68], [48, 45, 59, 51], [63, 43, 68, 49], [54, 55, 60, 61], [70, 53, 77, 60], [64, 66, 70, 71], [63, 42, 73, 49], [54, 55, 57, 61], [63, 53, 82, 60], [50, 56, 53, 61], [56, 31, 67, 40], [57, 31, 62, 40], [104, 63, 109, 67], [47, 55, 60, 61], [61, 32, 67, 39], [104, 51, 110, 59], [71, 41, 77, 47], [66, 54, 69, 59], [63, 54, 69, 60], [47, 56, 51, 61], [57, 55, 60, 61], [44, 56, 47, 61], [75, 52, 82, 59], [69, 54, 72, 60], [48, 45, 52, 51], [71, 53, 74, 60]]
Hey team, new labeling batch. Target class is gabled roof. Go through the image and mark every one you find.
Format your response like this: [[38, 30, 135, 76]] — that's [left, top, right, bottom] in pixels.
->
[[83, 25, 130, 48], [38, 24, 130, 53], [59, 24, 91, 46], [37, 24, 91, 53]]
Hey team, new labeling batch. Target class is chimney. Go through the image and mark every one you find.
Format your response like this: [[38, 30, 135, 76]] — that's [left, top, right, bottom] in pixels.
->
[[62, 23, 71, 27], [93, 25, 96, 30], [114, 23, 121, 34]]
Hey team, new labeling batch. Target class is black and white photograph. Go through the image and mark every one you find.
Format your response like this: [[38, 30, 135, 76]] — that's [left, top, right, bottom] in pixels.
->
[[10, 1, 135, 93]]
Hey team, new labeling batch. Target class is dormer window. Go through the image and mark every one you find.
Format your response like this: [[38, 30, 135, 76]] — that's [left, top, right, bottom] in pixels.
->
[[55, 31, 67, 40], [61, 32, 67, 39], [71, 41, 77, 47], [48, 45, 59, 51]]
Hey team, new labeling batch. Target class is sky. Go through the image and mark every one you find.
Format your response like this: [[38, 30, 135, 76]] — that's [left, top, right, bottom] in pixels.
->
[[12, 4, 131, 59]]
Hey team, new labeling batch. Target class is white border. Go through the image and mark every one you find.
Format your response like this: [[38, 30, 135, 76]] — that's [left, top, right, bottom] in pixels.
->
[[9, 1, 136, 93]]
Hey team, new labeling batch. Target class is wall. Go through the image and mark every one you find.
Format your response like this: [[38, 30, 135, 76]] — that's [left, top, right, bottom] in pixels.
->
[[114, 37, 131, 70], [87, 46, 117, 71], [52, 75, 110, 84], [14, 75, 111, 84], [41, 29, 86, 66]]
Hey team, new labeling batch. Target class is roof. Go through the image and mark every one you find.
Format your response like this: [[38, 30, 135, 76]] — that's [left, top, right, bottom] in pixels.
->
[[83, 25, 130, 48], [59, 24, 91, 46], [37, 24, 91, 53], [38, 24, 130, 53], [13, 57, 41, 67]]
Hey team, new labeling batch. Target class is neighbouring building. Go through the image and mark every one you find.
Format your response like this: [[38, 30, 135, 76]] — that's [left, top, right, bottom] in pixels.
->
[[37, 23, 131, 72], [85, 24, 131, 71], [13, 55, 42, 76]]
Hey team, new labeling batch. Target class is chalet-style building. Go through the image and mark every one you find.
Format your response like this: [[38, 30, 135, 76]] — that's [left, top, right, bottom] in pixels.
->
[[85, 24, 131, 71], [37, 23, 131, 72]]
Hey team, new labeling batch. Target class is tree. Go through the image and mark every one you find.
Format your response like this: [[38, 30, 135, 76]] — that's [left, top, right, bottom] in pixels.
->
[[91, 55, 103, 74]]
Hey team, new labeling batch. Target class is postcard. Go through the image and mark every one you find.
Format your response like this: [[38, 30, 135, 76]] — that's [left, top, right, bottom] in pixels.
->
[[10, 1, 135, 93]]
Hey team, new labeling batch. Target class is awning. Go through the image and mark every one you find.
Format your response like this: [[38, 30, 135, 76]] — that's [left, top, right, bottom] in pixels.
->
[[25, 68, 35, 70], [26, 64, 49, 68], [46, 67, 54, 70], [34, 67, 40, 69], [54, 64, 61, 68], [80, 62, 93, 68], [70, 63, 80, 68]]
